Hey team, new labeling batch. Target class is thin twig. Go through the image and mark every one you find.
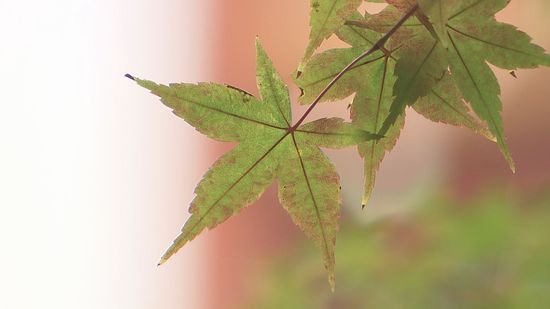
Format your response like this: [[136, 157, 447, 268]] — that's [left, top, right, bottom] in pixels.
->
[[291, 4, 419, 131]]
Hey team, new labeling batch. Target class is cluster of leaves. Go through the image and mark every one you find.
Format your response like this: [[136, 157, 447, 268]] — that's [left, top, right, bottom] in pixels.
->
[[297, 0, 549, 205], [128, 0, 549, 289], [246, 190, 550, 307]]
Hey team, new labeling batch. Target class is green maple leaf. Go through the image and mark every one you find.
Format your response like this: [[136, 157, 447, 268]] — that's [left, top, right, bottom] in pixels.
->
[[299, 0, 363, 71], [414, 0, 550, 172], [295, 8, 491, 206], [377, 23, 448, 136], [413, 72, 494, 142], [128, 39, 379, 290]]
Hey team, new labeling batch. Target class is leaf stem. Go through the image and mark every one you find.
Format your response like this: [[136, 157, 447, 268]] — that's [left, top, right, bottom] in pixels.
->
[[291, 4, 419, 131]]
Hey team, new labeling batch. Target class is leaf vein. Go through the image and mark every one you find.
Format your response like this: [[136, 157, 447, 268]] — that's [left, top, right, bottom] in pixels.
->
[[290, 133, 331, 263], [310, 0, 340, 53], [448, 33, 505, 144], [448, 0, 485, 20], [176, 133, 289, 245], [301, 54, 385, 89], [169, 93, 287, 131], [447, 24, 541, 59], [264, 73, 291, 127]]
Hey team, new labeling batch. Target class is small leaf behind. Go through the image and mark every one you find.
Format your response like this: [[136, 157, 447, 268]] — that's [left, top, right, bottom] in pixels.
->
[[299, 0, 363, 71]]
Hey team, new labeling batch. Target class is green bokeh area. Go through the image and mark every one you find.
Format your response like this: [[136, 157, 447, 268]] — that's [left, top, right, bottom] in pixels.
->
[[248, 191, 550, 308]]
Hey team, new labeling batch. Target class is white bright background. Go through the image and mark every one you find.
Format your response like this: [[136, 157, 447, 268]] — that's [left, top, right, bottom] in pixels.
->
[[0, 1, 215, 308]]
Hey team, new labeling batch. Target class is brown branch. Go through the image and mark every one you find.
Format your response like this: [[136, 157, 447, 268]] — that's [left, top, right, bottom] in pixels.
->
[[291, 4, 419, 131]]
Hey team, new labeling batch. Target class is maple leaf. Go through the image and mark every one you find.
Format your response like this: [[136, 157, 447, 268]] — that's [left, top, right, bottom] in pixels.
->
[[377, 23, 448, 136], [295, 7, 492, 206], [128, 39, 379, 290], [413, 72, 494, 142], [412, 0, 550, 172], [299, 0, 363, 71], [333, 0, 549, 174]]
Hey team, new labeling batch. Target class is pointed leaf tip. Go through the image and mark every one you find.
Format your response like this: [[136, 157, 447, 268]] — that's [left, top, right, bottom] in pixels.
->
[[255, 36, 262, 47], [509, 160, 516, 174], [125, 73, 135, 81], [362, 192, 372, 209], [159, 247, 177, 266], [328, 272, 335, 292]]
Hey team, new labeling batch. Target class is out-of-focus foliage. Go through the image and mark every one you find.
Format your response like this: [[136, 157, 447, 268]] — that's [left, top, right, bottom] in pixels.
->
[[248, 190, 550, 308]]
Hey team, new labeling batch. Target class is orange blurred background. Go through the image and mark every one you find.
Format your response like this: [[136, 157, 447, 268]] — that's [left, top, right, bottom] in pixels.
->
[[0, 1, 548, 308]]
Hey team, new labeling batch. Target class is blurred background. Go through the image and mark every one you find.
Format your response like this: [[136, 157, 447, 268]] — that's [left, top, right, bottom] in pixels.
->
[[0, 0, 549, 308]]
